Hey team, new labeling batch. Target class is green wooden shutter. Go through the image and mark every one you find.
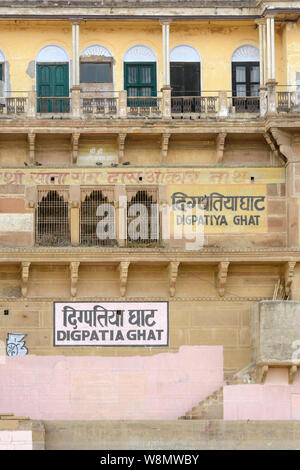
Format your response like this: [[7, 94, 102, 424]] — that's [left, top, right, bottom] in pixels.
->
[[37, 64, 69, 112], [124, 62, 157, 103]]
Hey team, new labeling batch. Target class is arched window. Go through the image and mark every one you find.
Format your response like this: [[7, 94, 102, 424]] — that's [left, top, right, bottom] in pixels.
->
[[36, 189, 70, 245], [231, 44, 260, 112], [80, 45, 113, 84], [126, 189, 159, 245], [36, 45, 70, 113], [80, 188, 116, 246], [123, 45, 157, 98], [170, 45, 201, 97]]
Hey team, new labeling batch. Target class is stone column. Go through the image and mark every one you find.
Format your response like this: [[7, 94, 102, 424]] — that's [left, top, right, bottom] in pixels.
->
[[256, 19, 266, 86], [114, 185, 127, 247], [266, 15, 276, 82], [218, 91, 228, 117], [71, 87, 81, 118], [162, 88, 171, 118], [70, 185, 80, 245], [160, 20, 172, 118], [160, 20, 171, 88], [266, 15, 277, 114], [27, 90, 36, 118], [71, 19, 81, 87], [118, 90, 127, 118]]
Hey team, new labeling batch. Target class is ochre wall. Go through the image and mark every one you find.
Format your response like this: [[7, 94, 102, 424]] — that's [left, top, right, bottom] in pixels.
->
[[0, 19, 288, 93], [0, 167, 286, 248]]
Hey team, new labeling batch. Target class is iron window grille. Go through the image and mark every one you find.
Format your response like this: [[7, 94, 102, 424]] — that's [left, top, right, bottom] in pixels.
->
[[36, 188, 70, 246], [126, 188, 159, 245], [80, 188, 116, 246]]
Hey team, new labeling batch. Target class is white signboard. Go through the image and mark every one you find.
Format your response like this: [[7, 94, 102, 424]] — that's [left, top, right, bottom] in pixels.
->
[[54, 302, 169, 347]]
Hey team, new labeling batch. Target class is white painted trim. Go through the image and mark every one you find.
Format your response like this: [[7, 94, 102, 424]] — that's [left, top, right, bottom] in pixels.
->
[[35, 45, 70, 92], [170, 44, 201, 62], [36, 45, 70, 63], [231, 44, 260, 62], [123, 44, 157, 62], [81, 44, 112, 57], [0, 48, 5, 62], [123, 44, 158, 95]]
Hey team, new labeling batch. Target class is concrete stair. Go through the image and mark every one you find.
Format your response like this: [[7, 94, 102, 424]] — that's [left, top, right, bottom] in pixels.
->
[[179, 387, 223, 420], [179, 362, 257, 420]]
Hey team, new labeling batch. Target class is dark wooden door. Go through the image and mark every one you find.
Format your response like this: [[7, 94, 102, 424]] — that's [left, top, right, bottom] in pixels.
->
[[232, 62, 260, 112], [170, 62, 200, 97]]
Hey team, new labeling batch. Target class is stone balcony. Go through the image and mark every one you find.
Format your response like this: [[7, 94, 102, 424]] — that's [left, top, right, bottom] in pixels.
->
[[0, 85, 295, 122], [251, 301, 300, 383]]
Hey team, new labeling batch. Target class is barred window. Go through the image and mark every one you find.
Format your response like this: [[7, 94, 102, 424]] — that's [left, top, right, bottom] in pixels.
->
[[36, 189, 70, 246], [126, 188, 159, 245], [80, 188, 116, 246]]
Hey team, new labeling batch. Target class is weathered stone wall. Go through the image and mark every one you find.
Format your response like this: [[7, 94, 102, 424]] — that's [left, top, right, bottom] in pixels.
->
[[251, 300, 300, 365], [43, 419, 300, 450]]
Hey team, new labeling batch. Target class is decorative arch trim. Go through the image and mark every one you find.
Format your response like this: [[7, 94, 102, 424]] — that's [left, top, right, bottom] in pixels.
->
[[0, 49, 5, 62], [170, 45, 201, 62], [36, 45, 70, 63], [81, 44, 112, 57], [231, 44, 259, 62], [124, 45, 157, 62]]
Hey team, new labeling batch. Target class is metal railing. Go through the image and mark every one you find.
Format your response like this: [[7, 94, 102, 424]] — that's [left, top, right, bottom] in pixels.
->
[[37, 97, 71, 114], [127, 96, 162, 117], [277, 91, 300, 112], [229, 96, 260, 114], [81, 96, 118, 116], [171, 96, 218, 115], [0, 95, 27, 115], [4, 86, 300, 118]]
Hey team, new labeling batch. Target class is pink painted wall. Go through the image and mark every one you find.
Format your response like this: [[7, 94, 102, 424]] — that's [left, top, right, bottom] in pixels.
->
[[224, 368, 300, 420], [0, 431, 32, 450], [0, 346, 223, 420]]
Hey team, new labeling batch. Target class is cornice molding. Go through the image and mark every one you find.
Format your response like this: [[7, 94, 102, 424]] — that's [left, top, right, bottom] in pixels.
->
[[0, 247, 299, 263], [0, 296, 270, 302]]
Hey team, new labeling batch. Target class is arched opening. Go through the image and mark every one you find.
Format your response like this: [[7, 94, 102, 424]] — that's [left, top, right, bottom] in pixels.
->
[[80, 45, 114, 90], [80, 188, 116, 246], [36, 45, 70, 113], [36, 189, 70, 246], [231, 44, 260, 113], [170, 45, 201, 97], [126, 189, 159, 245], [123, 45, 157, 100]]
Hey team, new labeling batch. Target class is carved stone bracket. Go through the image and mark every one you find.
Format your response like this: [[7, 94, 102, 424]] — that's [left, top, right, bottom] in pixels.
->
[[258, 364, 269, 384], [216, 132, 227, 164], [168, 261, 180, 298], [289, 365, 298, 384], [70, 261, 80, 297], [118, 261, 130, 297], [27, 133, 36, 165], [216, 261, 230, 297], [263, 131, 281, 161], [21, 261, 31, 298], [270, 127, 293, 162], [118, 133, 127, 163], [161, 133, 171, 164], [71, 133, 80, 165], [284, 261, 296, 299]]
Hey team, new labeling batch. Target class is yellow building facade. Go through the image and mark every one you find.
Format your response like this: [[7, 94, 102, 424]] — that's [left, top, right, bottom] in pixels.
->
[[1, 0, 300, 450]]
